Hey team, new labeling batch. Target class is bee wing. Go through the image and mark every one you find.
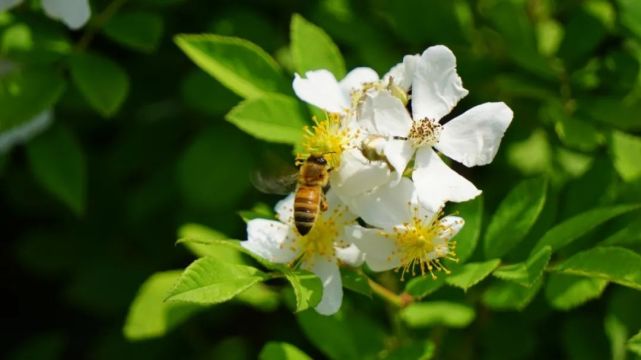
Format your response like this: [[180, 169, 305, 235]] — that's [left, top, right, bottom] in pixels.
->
[[251, 170, 298, 195]]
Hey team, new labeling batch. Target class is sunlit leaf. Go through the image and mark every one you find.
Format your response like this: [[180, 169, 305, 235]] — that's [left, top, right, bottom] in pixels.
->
[[259, 342, 312, 360], [166, 257, 268, 304], [484, 177, 547, 259], [285, 270, 322, 312], [493, 246, 551, 287], [174, 34, 289, 98], [544, 273, 608, 310], [103, 11, 164, 53], [225, 94, 308, 145], [26, 125, 86, 215], [551, 246, 641, 291], [531, 204, 641, 255], [290, 14, 346, 78], [609, 130, 641, 182], [400, 301, 475, 328], [445, 259, 501, 291], [617, 0, 641, 39], [69, 52, 129, 117], [628, 329, 641, 356], [123, 271, 200, 340], [178, 223, 244, 263]]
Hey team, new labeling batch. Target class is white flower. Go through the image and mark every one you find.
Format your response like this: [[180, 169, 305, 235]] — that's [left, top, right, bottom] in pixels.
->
[[0, 0, 90, 30], [241, 191, 362, 315], [293, 67, 379, 114], [345, 178, 463, 279], [360, 45, 513, 211]]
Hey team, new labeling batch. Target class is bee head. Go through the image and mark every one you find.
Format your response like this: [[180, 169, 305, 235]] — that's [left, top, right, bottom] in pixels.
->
[[307, 154, 328, 165]]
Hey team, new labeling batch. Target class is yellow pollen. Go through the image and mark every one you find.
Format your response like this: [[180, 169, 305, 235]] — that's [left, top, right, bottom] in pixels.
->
[[288, 206, 348, 268], [408, 118, 442, 148], [298, 113, 352, 168], [383, 209, 459, 280]]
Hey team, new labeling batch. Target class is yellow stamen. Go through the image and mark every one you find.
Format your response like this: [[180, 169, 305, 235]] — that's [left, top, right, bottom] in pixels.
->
[[298, 113, 354, 168]]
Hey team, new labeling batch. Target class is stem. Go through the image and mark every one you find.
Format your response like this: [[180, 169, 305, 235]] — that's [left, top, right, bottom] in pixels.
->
[[367, 277, 413, 308], [75, 0, 129, 51]]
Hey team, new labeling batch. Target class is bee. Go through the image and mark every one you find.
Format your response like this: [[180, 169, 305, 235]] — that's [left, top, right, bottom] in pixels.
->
[[293, 154, 331, 235], [250, 152, 331, 236]]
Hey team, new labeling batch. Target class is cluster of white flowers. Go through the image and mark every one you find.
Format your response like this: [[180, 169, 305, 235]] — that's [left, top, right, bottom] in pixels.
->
[[242, 45, 513, 315], [1, 0, 91, 30]]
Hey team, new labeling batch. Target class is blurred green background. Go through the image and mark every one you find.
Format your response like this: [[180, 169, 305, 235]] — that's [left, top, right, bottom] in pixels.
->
[[2, 0, 641, 359]]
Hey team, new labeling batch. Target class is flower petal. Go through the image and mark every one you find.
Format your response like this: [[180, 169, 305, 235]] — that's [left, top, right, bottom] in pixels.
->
[[436, 102, 513, 167], [412, 148, 481, 212], [324, 189, 358, 225], [348, 177, 414, 229], [339, 67, 379, 97], [305, 255, 343, 315], [331, 149, 391, 198], [345, 225, 400, 271], [42, 0, 91, 30], [274, 193, 295, 224], [293, 70, 348, 113], [0, 0, 22, 12], [367, 91, 412, 137], [383, 54, 420, 91], [243, 219, 298, 263], [437, 215, 464, 242], [384, 138, 414, 175], [335, 244, 365, 267], [412, 45, 468, 122]]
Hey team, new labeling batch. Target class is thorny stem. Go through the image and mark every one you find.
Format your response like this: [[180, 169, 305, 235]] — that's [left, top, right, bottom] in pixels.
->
[[75, 0, 129, 51], [367, 277, 414, 308]]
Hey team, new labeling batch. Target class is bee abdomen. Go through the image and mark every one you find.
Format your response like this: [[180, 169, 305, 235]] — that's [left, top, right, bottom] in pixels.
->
[[294, 186, 320, 235]]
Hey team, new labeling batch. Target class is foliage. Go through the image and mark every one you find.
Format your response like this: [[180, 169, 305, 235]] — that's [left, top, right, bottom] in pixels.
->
[[2, 0, 641, 359]]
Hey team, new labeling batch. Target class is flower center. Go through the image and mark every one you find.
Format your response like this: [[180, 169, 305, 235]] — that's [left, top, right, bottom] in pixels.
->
[[299, 113, 355, 168], [408, 118, 442, 148], [383, 210, 459, 280]]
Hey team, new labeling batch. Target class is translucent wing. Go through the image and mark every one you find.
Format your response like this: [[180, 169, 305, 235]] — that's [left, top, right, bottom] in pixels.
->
[[250, 151, 298, 195]]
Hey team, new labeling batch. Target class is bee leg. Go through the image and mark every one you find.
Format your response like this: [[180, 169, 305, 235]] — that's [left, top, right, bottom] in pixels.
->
[[320, 194, 329, 212]]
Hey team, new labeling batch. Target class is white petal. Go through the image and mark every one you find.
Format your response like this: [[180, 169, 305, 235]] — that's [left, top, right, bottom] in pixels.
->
[[339, 67, 379, 97], [42, 0, 91, 30], [348, 177, 414, 229], [243, 219, 298, 264], [293, 70, 348, 113], [412, 148, 481, 212], [305, 255, 343, 315], [331, 149, 391, 198], [412, 45, 468, 122], [274, 193, 295, 224], [335, 244, 365, 267], [383, 54, 420, 91], [436, 102, 513, 167], [0, 0, 23, 12], [324, 189, 358, 225], [367, 91, 412, 137], [437, 216, 464, 242], [384, 138, 414, 175], [345, 225, 400, 271]]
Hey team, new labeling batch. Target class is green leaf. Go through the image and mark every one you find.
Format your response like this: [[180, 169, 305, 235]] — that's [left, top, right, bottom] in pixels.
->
[[123, 271, 201, 340], [296, 310, 360, 360], [400, 301, 475, 328], [558, 9, 607, 67], [225, 94, 308, 145], [103, 11, 164, 53], [238, 203, 275, 222], [0, 68, 65, 133], [235, 284, 279, 312], [484, 177, 547, 259], [601, 220, 641, 247], [493, 246, 551, 287], [544, 273, 608, 310], [290, 14, 345, 78], [605, 314, 628, 360], [174, 34, 289, 99], [445, 259, 501, 291], [259, 342, 312, 360], [166, 257, 268, 304], [69, 52, 129, 117], [26, 125, 86, 215], [177, 223, 244, 263], [531, 204, 641, 255], [551, 246, 641, 291], [617, 0, 641, 39], [579, 97, 641, 131], [482, 277, 543, 311], [285, 270, 323, 312], [609, 130, 641, 182], [405, 276, 446, 299], [628, 330, 641, 356], [340, 268, 371, 298], [554, 115, 604, 152], [450, 195, 483, 262]]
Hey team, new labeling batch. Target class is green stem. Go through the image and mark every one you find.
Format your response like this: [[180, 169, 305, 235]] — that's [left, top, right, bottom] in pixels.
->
[[75, 0, 129, 51], [367, 277, 413, 308]]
